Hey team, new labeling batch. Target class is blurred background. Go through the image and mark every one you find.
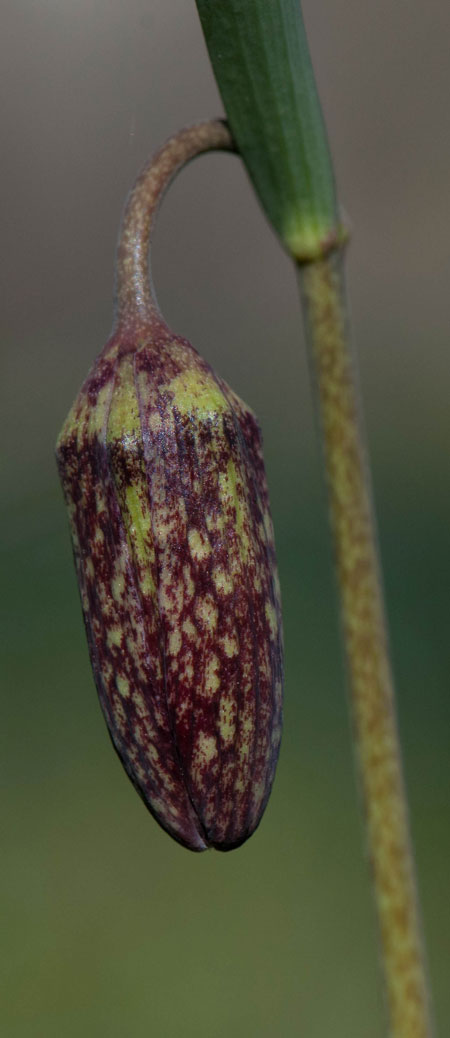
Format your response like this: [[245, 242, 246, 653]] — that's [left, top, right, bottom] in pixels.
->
[[2, 1, 449, 1034]]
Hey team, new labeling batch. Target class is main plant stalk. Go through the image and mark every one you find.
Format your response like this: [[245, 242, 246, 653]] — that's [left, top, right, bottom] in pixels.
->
[[298, 250, 432, 1037]]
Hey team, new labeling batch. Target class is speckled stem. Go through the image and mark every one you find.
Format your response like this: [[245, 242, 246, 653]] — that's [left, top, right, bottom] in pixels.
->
[[298, 252, 432, 1037], [114, 119, 235, 331]]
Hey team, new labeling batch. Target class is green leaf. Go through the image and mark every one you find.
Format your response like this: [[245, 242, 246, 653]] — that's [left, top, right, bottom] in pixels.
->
[[195, 0, 342, 260]]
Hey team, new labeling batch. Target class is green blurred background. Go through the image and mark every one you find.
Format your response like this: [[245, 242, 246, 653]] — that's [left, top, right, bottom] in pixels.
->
[[2, 1, 449, 1034]]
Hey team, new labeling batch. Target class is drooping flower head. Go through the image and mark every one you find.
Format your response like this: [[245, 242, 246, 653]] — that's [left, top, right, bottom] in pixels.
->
[[56, 122, 283, 851]]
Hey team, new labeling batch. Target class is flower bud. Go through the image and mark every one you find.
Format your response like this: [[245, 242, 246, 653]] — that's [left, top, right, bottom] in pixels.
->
[[56, 122, 283, 851]]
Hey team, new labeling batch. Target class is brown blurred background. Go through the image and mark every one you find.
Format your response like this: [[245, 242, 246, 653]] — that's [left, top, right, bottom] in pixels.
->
[[2, 2, 449, 1035]]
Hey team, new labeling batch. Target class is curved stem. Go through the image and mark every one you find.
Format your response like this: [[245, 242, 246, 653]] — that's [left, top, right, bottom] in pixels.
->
[[298, 251, 433, 1037], [114, 119, 235, 331]]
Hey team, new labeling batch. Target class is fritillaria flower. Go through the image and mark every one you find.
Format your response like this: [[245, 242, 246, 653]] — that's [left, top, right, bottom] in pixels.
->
[[56, 122, 283, 851]]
